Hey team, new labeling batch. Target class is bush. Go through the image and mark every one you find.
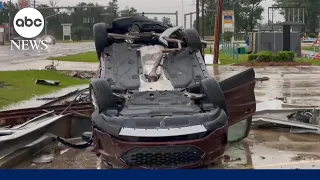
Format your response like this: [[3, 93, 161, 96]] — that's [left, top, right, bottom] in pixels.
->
[[258, 51, 274, 62], [308, 33, 317, 38], [71, 27, 91, 41], [277, 51, 295, 62], [248, 51, 295, 62], [248, 54, 259, 61]]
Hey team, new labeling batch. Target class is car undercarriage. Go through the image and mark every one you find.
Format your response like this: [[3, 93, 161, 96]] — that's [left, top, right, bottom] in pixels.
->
[[86, 16, 256, 169]]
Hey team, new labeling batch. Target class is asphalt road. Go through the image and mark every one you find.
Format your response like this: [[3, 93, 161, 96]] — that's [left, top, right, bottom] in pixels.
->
[[0, 42, 95, 70]]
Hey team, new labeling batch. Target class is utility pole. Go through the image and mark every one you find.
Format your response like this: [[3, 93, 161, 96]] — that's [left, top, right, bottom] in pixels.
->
[[8, 0, 11, 40], [196, 0, 200, 32], [201, 0, 205, 39], [213, 0, 223, 64], [34, 0, 36, 7]]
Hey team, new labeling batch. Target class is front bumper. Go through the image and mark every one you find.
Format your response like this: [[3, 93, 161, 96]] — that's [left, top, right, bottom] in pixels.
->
[[93, 124, 228, 169]]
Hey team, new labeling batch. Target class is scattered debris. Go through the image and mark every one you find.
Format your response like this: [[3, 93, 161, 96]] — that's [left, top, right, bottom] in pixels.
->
[[260, 156, 266, 160], [253, 101, 320, 134], [275, 97, 287, 103], [222, 155, 242, 163], [255, 77, 270, 82], [35, 80, 60, 86], [67, 71, 96, 80], [291, 154, 320, 162], [45, 61, 59, 70], [223, 155, 230, 162], [31, 154, 54, 164], [290, 127, 320, 134], [41, 88, 90, 106], [0, 81, 3, 88], [36, 97, 58, 101], [69, 71, 78, 77]]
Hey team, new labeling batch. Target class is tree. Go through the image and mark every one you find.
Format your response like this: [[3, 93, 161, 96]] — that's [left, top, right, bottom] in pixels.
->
[[49, 0, 60, 7], [201, 0, 265, 36], [273, 0, 320, 33], [162, 16, 171, 25], [120, 6, 137, 17], [240, 0, 264, 32]]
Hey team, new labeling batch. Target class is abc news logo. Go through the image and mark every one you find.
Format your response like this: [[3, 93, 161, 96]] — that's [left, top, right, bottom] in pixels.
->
[[11, 8, 48, 51], [15, 17, 43, 28]]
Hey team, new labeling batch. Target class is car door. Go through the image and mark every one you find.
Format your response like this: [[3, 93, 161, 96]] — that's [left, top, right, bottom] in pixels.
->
[[219, 68, 256, 141]]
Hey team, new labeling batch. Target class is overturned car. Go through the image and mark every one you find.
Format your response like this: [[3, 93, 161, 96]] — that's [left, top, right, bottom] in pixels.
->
[[87, 16, 256, 169]]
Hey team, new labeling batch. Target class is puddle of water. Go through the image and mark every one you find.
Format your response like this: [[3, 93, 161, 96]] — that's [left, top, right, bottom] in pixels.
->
[[209, 66, 320, 107], [1, 84, 88, 111]]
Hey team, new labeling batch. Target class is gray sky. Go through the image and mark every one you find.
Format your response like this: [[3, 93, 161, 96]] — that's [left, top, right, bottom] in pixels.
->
[[4, 0, 278, 26]]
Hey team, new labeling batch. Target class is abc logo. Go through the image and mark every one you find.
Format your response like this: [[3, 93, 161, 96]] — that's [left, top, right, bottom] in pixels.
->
[[13, 8, 44, 39]]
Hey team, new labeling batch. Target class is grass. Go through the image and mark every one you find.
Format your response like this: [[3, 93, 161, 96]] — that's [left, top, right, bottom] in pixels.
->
[[47, 51, 97, 62], [47, 47, 319, 66], [302, 46, 320, 52], [48, 48, 249, 64], [0, 70, 89, 109], [294, 57, 320, 65]]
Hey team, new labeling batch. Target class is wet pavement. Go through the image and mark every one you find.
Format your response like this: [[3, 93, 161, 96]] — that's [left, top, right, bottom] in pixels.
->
[[14, 129, 320, 169], [208, 66, 320, 106], [0, 42, 95, 71], [8, 65, 320, 169]]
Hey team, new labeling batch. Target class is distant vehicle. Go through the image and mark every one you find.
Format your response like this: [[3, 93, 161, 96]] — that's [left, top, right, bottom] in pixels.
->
[[36, 35, 56, 45]]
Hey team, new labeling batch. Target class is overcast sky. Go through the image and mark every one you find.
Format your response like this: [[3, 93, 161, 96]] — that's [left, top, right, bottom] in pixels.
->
[[3, 0, 278, 26]]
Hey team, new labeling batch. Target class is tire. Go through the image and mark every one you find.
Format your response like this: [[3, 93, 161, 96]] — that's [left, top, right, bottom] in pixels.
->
[[181, 28, 203, 54], [201, 77, 228, 115], [89, 79, 114, 112], [93, 23, 109, 60]]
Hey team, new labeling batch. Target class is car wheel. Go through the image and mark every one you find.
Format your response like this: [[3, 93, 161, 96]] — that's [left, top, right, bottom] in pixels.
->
[[201, 77, 228, 115], [89, 79, 114, 112], [93, 23, 109, 60], [181, 28, 203, 54]]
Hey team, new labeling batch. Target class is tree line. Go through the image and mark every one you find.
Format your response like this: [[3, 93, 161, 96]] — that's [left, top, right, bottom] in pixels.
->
[[199, 0, 319, 38], [0, 0, 172, 40], [0, 0, 318, 40]]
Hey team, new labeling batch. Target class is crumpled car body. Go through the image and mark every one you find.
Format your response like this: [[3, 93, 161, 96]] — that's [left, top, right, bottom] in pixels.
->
[[89, 16, 256, 169]]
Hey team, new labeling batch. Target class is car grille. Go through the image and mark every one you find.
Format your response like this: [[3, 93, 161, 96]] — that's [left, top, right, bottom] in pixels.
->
[[121, 145, 204, 168]]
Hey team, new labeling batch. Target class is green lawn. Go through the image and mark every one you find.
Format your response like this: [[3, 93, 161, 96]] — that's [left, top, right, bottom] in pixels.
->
[[48, 49, 248, 64], [0, 70, 89, 109], [294, 57, 320, 65], [302, 46, 320, 52], [47, 48, 319, 66], [47, 51, 98, 62]]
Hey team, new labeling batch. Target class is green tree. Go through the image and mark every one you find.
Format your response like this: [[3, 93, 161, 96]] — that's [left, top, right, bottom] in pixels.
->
[[120, 6, 137, 17], [273, 0, 320, 33], [200, 0, 264, 36], [162, 16, 171, 25]]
